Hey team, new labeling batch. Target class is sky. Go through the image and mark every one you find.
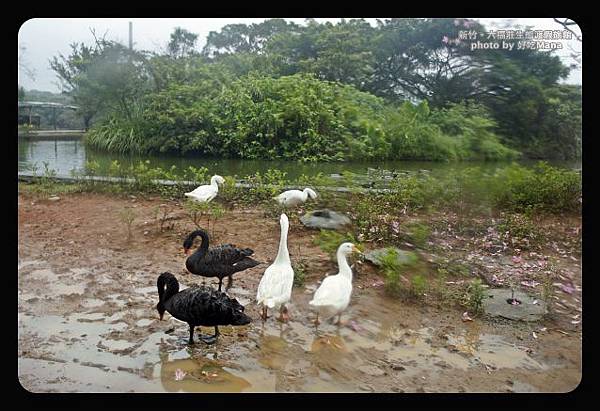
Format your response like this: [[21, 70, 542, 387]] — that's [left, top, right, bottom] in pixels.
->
[[18, 18, 582, 92]]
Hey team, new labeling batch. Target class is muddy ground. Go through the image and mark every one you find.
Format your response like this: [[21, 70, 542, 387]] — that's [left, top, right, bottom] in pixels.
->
[[17, 190, 582, 393]]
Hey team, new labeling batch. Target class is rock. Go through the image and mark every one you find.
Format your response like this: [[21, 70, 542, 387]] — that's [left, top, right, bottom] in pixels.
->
[[364, 247, 418, 267], [300, 209, 351, 230], [482, 288, 547, 321], [48, 196, 60, 201]]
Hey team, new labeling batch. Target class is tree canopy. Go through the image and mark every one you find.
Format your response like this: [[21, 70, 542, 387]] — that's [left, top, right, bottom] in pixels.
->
[[50, 18, 581, 161]]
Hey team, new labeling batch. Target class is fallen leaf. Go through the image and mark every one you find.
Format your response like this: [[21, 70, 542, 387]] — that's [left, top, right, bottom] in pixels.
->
[[462, 312, 473, 322], [532, 332, 538, 339]]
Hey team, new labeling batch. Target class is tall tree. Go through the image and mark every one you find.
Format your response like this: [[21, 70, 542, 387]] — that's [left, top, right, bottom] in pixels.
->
[[167, 27, 199, 59], [50, 34, 152, 128]]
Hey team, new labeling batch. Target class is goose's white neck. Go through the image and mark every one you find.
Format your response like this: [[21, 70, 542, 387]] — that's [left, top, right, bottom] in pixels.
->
[[274, 220, 291, 265], [337, 249, 352, 279]]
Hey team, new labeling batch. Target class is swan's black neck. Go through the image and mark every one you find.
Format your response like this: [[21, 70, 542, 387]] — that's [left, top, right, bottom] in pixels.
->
[[184, 230, 210, 257], [157, 272, 180, 304]]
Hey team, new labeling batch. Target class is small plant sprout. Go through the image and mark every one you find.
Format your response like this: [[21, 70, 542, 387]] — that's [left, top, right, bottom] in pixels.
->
[[463, 278, 486, 314], [118, 207, 137, 241]]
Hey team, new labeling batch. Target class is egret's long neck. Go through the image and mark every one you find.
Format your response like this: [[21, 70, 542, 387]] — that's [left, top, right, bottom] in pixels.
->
[[337, 250, 352, 280], [274, 221, 290, 265]]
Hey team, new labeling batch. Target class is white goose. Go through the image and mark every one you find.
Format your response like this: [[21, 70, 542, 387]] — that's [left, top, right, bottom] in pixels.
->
[[309, 242, 360, 325], [256, 214, 295, 322], [274, 188, 318, 207], [184, 175, 225, 203]]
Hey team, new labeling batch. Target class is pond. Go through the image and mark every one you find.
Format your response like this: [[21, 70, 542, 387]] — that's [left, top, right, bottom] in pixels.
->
[[18, 136, 581, 180]]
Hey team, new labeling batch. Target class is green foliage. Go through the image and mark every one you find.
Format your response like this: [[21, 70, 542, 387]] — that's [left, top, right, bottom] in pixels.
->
[[462, 278, 485, 314], [292, 260, 307, 287], [402, 221, 431, 248], [493, 162, 581, 213], [85, 71, 517, 162], [410, 274, 429, 298], [378, 248, 419, 296], [497, 213, 541, 250], [313, 230, 360, 259], [49, 20, 579, 160]]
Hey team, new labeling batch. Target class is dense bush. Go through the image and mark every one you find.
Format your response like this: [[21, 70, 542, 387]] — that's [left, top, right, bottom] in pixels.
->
[[86, 73, 519, 162], [492, 162, 581, 213]]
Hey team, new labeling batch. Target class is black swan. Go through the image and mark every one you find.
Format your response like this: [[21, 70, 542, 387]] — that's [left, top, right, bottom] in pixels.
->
[[156, 272, 251, 345], [183, 229, 260, 291]]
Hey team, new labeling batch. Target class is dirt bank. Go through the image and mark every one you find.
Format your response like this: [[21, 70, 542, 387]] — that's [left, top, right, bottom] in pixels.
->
[[17, 191, 582, 392]]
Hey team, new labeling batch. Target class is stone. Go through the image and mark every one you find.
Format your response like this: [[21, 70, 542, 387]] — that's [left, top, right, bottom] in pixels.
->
[[48, 196, 60, 201], [364, 247, 418, 267], [300, 209, 351, 230], [483, 288, 547, 321]]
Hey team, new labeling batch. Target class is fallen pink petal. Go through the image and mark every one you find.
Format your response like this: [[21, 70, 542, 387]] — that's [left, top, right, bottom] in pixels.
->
[[174, 369, 187, 381], [561, 284, 575, 294]]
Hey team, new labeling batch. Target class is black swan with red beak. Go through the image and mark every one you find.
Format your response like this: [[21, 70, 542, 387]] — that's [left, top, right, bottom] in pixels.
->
[[156, 272, 251, 345], [183, 229, 260, 291]]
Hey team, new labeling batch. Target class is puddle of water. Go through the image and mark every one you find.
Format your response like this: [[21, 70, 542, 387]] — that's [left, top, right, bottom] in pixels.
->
[[160, 358, 252, 393], [69, 268, 90, 275], [135, 286, 156, 295], [80, 298, 106, 308], [19, 357, 160, 393], [136, 319, 154, 327], [73, 313, 105, 322], [18, 282, 556, 393], [18, 259, 44, 270], [99, 339, 138, 351], [28, 268, 59, 282], [19, 265, 87, 298]]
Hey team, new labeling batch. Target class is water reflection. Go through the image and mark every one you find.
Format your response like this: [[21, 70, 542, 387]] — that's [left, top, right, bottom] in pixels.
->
[[17, 137, 581, 180], [18, 137, 86, 175], [158, 343, 252, 393]]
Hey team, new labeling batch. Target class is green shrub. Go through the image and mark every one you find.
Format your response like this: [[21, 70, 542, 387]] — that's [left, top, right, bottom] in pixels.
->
[[86, 73, 518, 162], [313, 230, 360, 259], [410, 274, 429, 297], [377, 248, 419, 296], [402, 221, 431, 248], [493, 162, 581, 213], [292, 260, 307, 287], [462, 278, 486, 314]]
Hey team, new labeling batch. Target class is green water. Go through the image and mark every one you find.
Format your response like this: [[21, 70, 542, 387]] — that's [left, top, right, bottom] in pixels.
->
[[17, 137, 581, 180]]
